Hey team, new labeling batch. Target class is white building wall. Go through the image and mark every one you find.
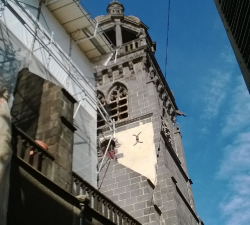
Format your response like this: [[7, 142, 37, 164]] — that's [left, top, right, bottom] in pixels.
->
[[0, 0, 98, 186]]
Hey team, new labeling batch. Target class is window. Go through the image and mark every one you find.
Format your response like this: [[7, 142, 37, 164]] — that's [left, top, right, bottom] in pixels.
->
[[97, 91, 106, 128], [108, 83, 128, 122], [100, 139, 116, 159]]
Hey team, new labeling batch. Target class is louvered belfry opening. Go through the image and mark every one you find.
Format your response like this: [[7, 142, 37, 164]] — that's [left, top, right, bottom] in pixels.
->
[[108, 83, 128, 122]]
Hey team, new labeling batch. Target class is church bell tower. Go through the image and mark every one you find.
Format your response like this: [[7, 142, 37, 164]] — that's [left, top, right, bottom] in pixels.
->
[[94, 2, 203, 225]]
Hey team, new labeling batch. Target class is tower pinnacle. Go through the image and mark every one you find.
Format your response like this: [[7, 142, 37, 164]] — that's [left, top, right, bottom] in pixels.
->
[[107, 0, 124, 15]]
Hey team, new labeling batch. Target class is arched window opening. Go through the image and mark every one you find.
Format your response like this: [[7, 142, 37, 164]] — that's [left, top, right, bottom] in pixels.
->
[[97, 91, 106, 128], [100, 139, 116, 159], [109, 83, 128, 122]]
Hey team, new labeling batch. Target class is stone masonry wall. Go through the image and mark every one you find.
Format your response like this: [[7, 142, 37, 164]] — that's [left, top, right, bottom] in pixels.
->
[[35, 80, 76, 192], [98, 159, 161, 225], [12, 70, 76, 192], [96, 51, 200, 225]]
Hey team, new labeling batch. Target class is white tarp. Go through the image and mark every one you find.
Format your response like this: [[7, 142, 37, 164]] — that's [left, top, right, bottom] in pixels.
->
[[0, 19, 28, 225], [0, 1, 100, 206], [0, 82, 11, 225]]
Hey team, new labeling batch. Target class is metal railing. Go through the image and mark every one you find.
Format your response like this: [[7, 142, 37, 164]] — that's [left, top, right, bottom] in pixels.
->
[[12, 125, 55, 178], [72, 172, 141, 225]]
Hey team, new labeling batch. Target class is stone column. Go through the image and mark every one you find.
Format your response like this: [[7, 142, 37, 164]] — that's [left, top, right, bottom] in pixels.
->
[[115, 19, 123, 46]]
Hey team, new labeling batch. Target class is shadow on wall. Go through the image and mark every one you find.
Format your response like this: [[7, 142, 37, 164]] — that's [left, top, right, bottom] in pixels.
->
[[11, 69, 44, 139]]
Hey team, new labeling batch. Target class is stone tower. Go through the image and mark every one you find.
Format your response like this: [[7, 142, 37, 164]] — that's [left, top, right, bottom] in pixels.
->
[[94, 2, 203, 225]]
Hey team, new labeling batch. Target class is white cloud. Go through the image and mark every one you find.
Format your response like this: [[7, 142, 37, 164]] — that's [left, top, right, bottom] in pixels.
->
[[219, 46, 237, 65], [221, 77, 250, 135], [230, 174, 250, 196], [223, 206, 250, 225], [217, 132, 250, 178], [220, 193, 250, 225], [200, 46, 236, 122], [201, 70, 231, 120], [221, 195, 250, 215], [216, 77, 250, 225], [218, 131, 250, 225], [217, 78, 250, 177]]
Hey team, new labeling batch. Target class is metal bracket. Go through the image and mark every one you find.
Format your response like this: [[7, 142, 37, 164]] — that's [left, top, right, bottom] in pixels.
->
[[97, 119, 116, 174], [73, 100, 83, 119], [76, 22, 99, 44], [114, 48, 118, 63], [103, 52, 114, 66]]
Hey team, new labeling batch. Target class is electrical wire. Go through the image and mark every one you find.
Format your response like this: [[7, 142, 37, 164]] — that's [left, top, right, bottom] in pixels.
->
[[164, 0, 171, 79]]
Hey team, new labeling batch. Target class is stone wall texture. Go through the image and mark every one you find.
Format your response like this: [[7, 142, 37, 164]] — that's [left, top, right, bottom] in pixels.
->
[[96, 49, 201, 225], [12, 69, 76, 192]]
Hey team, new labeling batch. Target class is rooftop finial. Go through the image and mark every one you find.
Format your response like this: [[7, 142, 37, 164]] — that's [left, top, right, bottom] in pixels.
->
[[107, 1, 124, 15]]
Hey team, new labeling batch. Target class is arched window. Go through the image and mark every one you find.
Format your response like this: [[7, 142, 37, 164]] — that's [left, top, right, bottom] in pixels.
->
[[97, 91, 106, 128], [100, 139, 116, 159], [108, 83, 128, 122]]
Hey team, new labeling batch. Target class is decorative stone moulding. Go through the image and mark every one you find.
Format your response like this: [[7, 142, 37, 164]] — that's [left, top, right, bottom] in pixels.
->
[[153, 76, 159, 85], [161, 92, 167, 100], [118, 65, 123, 75], [97, 73, 103, 85], [128, 61, 134, 75], [157, 84, 163, 93], [108, 69, 113, 81], [142, 56, 147, 70], [148, 67, 155, 80], [162, 121, 172, 146]]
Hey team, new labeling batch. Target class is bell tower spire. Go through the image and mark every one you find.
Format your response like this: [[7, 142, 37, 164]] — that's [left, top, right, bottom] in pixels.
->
[[106, 1, 125, 46], [94, 2, 203, 225]]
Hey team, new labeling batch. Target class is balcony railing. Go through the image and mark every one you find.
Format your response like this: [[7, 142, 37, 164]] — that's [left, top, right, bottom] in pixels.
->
[[12, 125, 55, 178], [72, 172, 141, 225], [120, 37, 147, 54]]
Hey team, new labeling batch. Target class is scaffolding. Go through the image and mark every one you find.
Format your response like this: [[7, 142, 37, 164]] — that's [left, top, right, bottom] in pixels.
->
[[0, 1, 115, 224], [0, 0, 114, 126]]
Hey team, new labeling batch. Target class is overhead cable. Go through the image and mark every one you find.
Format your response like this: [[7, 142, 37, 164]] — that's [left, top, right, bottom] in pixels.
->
[[164, 0, 171, 78]]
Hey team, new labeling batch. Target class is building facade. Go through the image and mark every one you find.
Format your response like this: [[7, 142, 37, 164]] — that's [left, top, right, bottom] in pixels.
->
[[1, 1, 203, 225], [214, 0, 250, 93], [95, 2, 203, 225], [1, 0, 141, 225]]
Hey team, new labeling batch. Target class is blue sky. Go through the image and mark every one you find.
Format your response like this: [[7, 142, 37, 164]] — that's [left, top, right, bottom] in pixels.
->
[[83, 1, 250, 224]]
